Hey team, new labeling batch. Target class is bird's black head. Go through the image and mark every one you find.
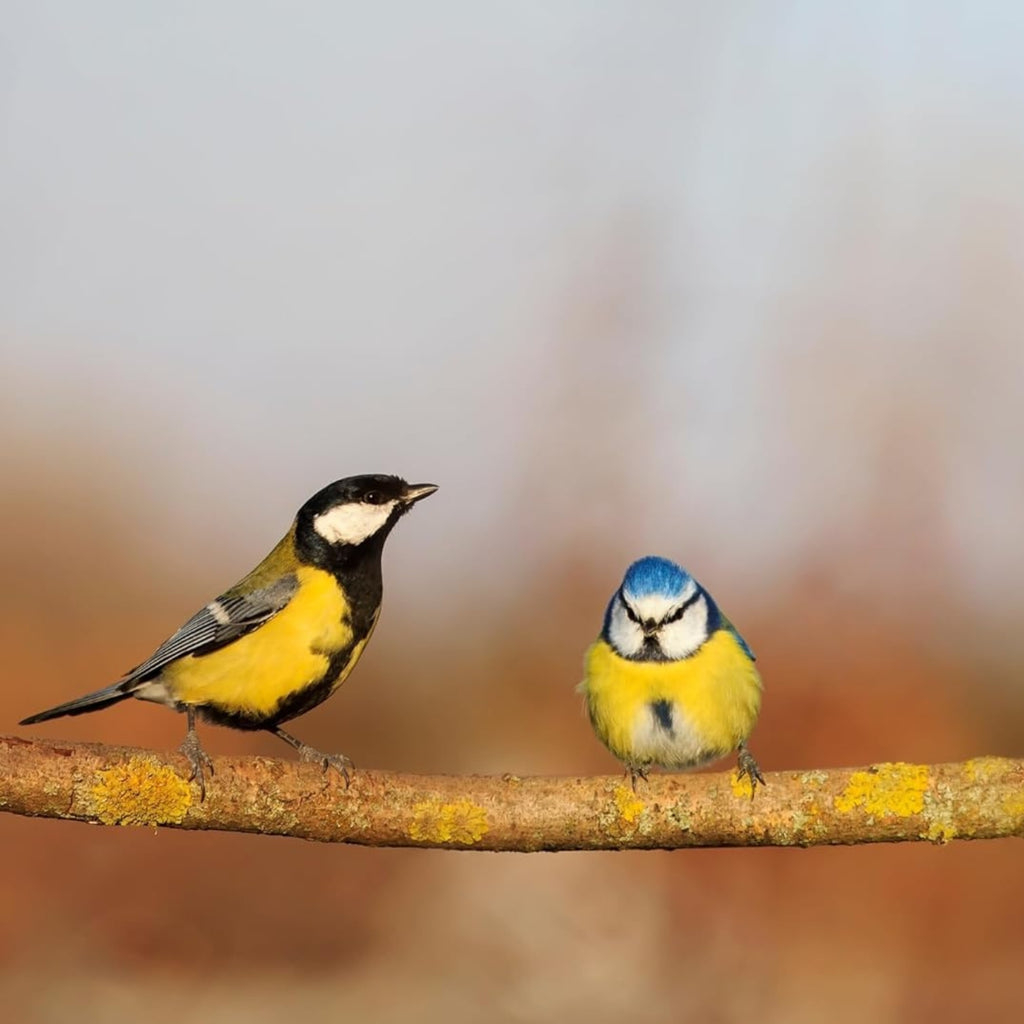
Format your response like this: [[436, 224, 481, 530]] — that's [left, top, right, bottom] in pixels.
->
[[295, 474, 437, 570]]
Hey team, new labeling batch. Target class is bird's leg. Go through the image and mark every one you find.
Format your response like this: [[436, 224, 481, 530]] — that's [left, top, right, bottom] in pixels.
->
[[179, 706, 214, 800], [627, 763, 649, 792], [270, 726, 353, 787], [736, 742, 765, 799]]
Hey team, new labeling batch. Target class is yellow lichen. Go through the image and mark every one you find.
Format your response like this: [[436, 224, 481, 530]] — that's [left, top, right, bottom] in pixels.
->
[[1001, 791, 1024, 826], [90, 759, 193, 826], [730, 771, 758, 799], [614, 785, 646, 825], [963, 757, 1004, 784], [924, 821, 958, 844], [408, 799, 490, 845], [834, 763, 930, 817]]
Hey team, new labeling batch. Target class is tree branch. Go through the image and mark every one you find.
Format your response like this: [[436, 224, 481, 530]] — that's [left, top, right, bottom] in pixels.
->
[[1, 736, 1021, 849]]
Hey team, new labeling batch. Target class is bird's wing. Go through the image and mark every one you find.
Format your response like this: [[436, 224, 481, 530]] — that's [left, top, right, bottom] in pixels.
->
[[122, 574, 300, 683]]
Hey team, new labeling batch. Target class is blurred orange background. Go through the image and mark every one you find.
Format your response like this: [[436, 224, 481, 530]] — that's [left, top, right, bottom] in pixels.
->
[[3, 4, 1023, 1022]]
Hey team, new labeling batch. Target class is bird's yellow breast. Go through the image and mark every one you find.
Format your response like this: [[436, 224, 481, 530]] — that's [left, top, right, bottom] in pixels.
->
[[161, 566, 356, 718], [581, 630, 762, 768]]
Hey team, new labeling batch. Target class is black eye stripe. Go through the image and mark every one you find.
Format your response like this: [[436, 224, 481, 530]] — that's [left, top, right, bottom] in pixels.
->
[[665, 589, 702, 623], [619, 591, 641, 624], [621, 588, 702, 626]]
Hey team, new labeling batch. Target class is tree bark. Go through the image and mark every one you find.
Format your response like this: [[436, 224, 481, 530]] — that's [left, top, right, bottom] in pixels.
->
[[2, 736, 1022, 849]]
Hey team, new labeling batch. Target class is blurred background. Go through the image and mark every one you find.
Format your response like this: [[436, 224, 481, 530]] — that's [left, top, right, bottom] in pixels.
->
[[3, 2, 1023, 1021]]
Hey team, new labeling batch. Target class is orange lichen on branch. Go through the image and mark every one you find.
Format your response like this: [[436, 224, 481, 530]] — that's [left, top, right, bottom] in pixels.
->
[[833, 763, 930, 817], [408, 799, 490, 845], [88, 757, 194, 827], [1, 736, 1023, 850]]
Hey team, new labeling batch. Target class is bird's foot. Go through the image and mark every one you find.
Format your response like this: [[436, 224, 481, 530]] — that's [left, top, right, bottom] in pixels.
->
[[736, 745, 765, 800], [627, 764, 650, 792], [268, 727, 353, 787], [179, 730, 214, 801], [297, 744, 354, 788]]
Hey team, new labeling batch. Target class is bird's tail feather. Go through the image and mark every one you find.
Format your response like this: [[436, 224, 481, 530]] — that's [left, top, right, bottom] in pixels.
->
[[19, 682, 134, 725]]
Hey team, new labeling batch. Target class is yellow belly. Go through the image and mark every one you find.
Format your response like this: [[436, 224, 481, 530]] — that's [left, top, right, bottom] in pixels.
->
[[160, 567, 357, 718], [580, 630, 762, 769]]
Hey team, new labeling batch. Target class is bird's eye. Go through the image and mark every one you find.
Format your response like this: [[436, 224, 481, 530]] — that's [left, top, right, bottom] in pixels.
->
[[622, 601, 640, 625], [663, 604, 685, 624], [363, 491, 382, 505]]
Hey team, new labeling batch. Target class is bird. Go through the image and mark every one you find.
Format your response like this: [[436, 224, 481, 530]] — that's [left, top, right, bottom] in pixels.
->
[[578, 555, 764, 795], [20, 474, 437, 796]]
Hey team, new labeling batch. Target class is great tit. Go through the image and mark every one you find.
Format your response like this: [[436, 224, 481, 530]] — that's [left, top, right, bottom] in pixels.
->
[[578, 556, 765, 794], [21, 474, 437, 795]]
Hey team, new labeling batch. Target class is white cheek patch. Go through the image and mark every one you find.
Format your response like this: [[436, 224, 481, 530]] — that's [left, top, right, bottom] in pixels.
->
[[657, 596, 710, 660], [607, 589, 710, 660], [313, 501, 397, 546], [607, 599, 644, 657]]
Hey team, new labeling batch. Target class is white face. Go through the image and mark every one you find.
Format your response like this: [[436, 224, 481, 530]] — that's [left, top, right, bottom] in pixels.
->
[[313, 500, 399, 546], [607, 580, 709, 660]]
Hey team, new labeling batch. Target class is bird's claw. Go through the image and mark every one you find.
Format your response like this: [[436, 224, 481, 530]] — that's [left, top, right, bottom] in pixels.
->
[[628, 764, 650, 792], [179, 732, 214, 800], [298, 745, 354, 788], [736, 746, 765, 800]]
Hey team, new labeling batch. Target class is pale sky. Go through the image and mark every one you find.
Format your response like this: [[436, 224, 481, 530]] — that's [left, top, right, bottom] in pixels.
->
[[4, 2, 1024, 621]]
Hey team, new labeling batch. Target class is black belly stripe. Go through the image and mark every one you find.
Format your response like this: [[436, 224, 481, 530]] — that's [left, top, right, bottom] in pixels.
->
[[267, 636, 365, 725], [650, 699, 674, 735], [195, 638, 361, 730]]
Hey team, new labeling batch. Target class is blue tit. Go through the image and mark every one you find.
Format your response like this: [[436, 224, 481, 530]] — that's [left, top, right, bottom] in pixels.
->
[[579, 555, 764, 794], [21, 474, 437, 796]]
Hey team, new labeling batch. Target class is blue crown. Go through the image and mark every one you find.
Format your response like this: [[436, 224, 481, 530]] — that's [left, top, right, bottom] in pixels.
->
[[621, 556, 691, 598]]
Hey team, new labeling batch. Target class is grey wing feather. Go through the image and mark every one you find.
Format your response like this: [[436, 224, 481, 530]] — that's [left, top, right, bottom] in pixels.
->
[[122, 574, 299, 683]]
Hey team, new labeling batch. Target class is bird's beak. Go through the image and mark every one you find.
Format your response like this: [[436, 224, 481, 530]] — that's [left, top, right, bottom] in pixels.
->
[[401, 482, 438, 504]]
